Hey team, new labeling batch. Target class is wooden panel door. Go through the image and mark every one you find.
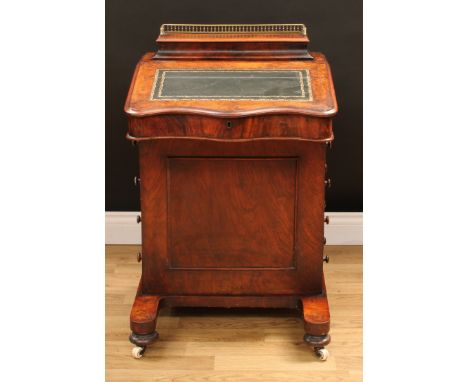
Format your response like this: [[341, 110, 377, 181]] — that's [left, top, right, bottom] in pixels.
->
[[139, 139, 326, 296]]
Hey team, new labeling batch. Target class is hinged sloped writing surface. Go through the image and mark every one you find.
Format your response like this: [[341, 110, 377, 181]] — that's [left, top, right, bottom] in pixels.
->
[[151, 69, 312, 101], [125, 53, 337, 118]]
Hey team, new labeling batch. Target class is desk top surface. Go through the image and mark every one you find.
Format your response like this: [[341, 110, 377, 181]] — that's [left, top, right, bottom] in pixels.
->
[[125, 52, 337, 118]]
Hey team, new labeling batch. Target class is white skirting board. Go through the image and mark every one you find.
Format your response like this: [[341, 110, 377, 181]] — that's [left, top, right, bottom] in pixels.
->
[[106, 211, 362, 245]]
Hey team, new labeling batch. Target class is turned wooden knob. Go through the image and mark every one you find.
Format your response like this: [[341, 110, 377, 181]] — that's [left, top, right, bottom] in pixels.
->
[[324, 216, 329, 224], [134, 176, 140, 186], [323, 237, 327, 245], [137, 252, 142, 262], [325, 178, 332, 189], [323, 255, 329, 263], [136, 215, 141, 224]]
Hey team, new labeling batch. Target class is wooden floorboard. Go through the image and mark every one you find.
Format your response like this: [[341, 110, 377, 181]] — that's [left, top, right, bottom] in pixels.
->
[[106, 245, 362, 382]]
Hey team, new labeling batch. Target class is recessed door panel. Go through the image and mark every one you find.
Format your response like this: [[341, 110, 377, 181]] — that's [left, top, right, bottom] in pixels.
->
[[168, 157, 297, 269]]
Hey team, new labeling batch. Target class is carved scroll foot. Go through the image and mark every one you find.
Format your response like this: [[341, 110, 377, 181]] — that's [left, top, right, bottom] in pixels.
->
[[129, 294, 162, 358], [301, 274, 331, 361]]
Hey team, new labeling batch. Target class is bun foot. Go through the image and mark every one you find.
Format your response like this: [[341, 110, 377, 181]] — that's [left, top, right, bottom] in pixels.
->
[[303, 333, 330, 347], [129, 331, 159, 347]]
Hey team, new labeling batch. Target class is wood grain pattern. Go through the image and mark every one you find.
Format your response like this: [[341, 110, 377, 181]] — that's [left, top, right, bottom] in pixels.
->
[[127, 114, 334, 141], [138, 139, 326, 296], [106, 245, 362, 382], [167, 157, 297, 269], [303, 295, 331, 336], [130, 295, 161, 334]]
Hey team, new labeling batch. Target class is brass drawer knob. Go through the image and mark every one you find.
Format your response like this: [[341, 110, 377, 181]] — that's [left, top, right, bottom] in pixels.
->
[[137, 252, 142, 262], [325, 178, 332, 189], [134, 176, 140, 186], [136, 215, 141, 224], [323, 255, 329, 263], [324, 216, 330, 224]]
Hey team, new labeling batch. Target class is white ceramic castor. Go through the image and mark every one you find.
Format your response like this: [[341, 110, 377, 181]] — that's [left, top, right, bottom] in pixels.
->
[[132, 346, 145, 359], [315, 348, 329, 361]]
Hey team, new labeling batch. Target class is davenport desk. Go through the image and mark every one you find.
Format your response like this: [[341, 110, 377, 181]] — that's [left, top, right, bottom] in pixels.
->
[[124, 24, 338, 361]]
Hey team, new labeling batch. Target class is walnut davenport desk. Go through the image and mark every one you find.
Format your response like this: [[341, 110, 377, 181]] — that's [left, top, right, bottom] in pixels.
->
[[124, 24, 338, 360]]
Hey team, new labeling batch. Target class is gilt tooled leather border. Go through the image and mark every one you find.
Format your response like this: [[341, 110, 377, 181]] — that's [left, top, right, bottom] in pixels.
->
[[150, 69, 313, 101]]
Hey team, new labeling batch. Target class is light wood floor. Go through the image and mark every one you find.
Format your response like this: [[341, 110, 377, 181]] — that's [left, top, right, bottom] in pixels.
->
[[106, 245, 362, 382]]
